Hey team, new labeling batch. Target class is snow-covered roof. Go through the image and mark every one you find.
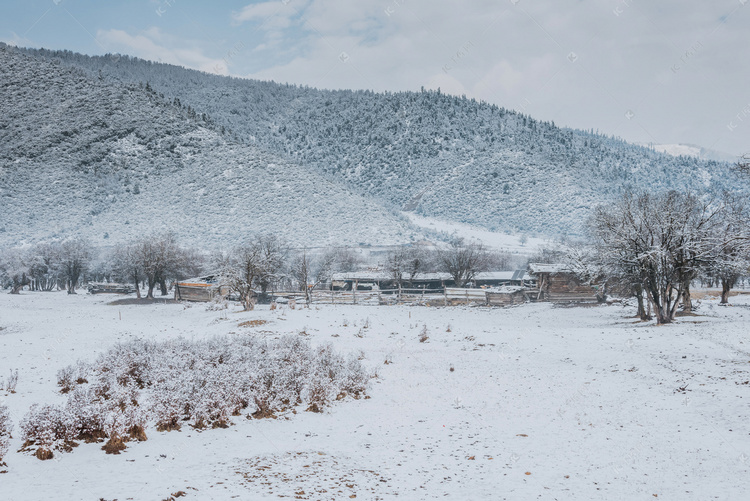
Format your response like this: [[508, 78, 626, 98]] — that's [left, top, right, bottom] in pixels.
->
[[528, 263, 570, 274], [176, 274, 221, 286], [330, 271, 452, 281], [484, 286, 527, 294], [474, 271, 529, 281], [330, 270, 531, 282]]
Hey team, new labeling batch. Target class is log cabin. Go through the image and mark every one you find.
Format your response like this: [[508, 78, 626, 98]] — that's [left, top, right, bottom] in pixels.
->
[[528, 263, 601, 303]]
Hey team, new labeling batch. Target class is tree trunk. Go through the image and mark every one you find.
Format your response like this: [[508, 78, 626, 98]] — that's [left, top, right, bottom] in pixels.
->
[[635, 286, 650, 321], [241, 292, 255, 311], [681, 286, 692, 312], [647, 287, 672, 325], [67, 273, 79, 294], [146, 276, 156, 299], [159, 276, 168, 296], [721, 279, 732, 304], [133, 270, 141, 299]]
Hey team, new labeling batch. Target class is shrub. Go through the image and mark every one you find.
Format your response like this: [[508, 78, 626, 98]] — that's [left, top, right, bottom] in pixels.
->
[[0, 403, 12, 463], [419, 325, 429, 343], [20, 404, 77, 459], [4, 369, 18, 393], [28, 334, 371, 458]]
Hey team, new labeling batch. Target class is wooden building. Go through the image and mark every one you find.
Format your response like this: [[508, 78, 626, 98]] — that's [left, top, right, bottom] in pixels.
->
[[485, 286, 528, 306], [174, 275, 229, 302], [528, 263, 600, 303]]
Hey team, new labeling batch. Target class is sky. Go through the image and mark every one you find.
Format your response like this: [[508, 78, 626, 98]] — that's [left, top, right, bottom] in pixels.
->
[[2, 0, 749, 158]]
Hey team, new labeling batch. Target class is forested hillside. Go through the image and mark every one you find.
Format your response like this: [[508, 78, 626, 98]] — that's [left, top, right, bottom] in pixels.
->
[[2, 44, 742, 249], [17, 45, 743, 237], [0, 45, 419, 248]]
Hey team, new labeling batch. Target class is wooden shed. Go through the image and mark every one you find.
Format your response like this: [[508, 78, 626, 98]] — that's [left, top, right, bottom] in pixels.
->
[[485, 286, 528, 306], [174, 275, 229, 302], [528, 263, 600, 303]]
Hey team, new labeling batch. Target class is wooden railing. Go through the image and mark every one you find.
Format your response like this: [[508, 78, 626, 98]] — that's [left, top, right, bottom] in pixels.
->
[[267, 287, 522, 306]]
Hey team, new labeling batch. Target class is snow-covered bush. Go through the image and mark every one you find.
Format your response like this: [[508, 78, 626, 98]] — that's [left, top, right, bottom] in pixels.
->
[[29, 334, 371, 458], [20, 404, 76, 459], [0, 403, 12, 463], [57, 361, 88, 393], [64, 387, 106, 443]]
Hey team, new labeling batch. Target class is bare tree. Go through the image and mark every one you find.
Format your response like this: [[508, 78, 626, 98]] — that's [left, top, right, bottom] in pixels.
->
[[0, 247, 31, 294], [221, 235, 287, 309], [111, 244, 143, 298], [58, 238, 94, 294], [591, 191, 726, 324], [486, 249, 523, 271], [705, 194, 750, 304], [135, 232, 185, 299], [386, 246, 429, 291], [31, 242, 62, 291], [254, 234, 288, 298], [331, 247, 364, 273], [289, 249, 335, 304], [436, 239, 490, 287], [223, 243, 261, 310]]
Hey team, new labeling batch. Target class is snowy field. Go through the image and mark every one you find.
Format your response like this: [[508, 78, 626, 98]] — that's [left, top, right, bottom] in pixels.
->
[[1, 291, 749, 500]]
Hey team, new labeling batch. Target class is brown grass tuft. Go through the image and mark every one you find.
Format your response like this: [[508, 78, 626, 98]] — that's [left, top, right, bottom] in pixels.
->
[[156, 418, 182, 432], [128, 425, 148, 442], [238, 319, 268, 328], [306, 402, 323, 413], [34, 448, 54, 460], [102, 435, 127, 454], [78, 429, 107, 443]]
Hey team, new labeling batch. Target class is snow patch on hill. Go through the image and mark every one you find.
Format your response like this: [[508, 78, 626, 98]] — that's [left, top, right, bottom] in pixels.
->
[[642, 143, 737, 162], [403, 212, 547, 254]]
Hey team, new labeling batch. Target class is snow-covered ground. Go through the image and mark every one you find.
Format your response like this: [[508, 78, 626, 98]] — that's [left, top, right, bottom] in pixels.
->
[[403, 212, 548, 255], [1, 291, 749, 500]]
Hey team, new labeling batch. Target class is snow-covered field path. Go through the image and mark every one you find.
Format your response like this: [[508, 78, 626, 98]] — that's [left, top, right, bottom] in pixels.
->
[[1, 292, 748, 500]]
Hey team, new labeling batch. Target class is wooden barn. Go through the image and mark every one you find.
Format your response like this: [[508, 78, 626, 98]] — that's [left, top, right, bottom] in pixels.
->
[[174, 275, 229, 302], [528, 264, 601, 303]]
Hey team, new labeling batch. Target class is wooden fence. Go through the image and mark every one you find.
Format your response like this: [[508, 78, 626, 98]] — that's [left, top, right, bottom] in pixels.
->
[[267, 288, 528, 307], [270, 289, 441, 306]]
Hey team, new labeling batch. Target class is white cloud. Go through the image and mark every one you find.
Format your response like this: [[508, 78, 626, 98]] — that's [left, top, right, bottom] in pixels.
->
[[232, 0, 749, 156], [1, 32, 35, 48], [232, 1, 297, 30]]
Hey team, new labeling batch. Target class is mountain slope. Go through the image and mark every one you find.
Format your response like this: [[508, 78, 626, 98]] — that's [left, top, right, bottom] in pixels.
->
[[19, 46, 744, 236], [0, 45, 420, 248]]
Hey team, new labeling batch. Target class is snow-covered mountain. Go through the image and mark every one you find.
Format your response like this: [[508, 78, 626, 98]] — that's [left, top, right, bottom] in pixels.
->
[[0, 45, 421, 248], [1, 44, 743, 249]]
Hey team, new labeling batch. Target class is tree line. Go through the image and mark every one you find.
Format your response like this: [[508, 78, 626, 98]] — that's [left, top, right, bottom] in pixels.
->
[[0, 233, 523, 307], [7, 186, 744, 324]]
